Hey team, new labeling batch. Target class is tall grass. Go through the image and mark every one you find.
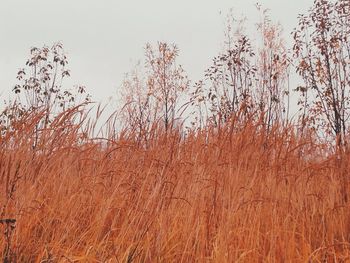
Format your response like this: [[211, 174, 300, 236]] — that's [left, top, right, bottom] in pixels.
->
[[0, 107, 349, 262]]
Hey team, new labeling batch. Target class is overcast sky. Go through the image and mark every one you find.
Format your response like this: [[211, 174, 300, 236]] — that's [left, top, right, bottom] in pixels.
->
[[0, 0, 313, 107]]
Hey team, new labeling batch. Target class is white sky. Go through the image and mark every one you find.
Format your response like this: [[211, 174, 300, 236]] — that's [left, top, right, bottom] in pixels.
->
[[0, 0, 313, 108]]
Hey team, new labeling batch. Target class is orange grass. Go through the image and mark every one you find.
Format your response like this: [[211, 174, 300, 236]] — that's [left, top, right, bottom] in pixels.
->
[[0, 109, 350, 262]]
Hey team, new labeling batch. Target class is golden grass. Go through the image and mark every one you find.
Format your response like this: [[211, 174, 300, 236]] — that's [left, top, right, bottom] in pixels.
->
[[1, 109, 350, 262]]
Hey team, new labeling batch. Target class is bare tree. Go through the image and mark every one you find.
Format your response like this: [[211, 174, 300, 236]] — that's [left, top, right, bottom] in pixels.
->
[[120, 42, 189, 143], [204, 14, 257, 127], [293, 0, 350, 148], [145, 42, 189, 132], [1, 43, 91, 144], [120, 63, 159, 144], [13, 43, 90, 121], [190, 8, 290, 134], [255, 4, 290, 131]]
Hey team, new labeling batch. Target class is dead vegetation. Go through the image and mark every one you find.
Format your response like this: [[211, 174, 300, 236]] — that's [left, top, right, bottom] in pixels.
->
[[1, 0, 350, 261], [0, 107, 349, 262]]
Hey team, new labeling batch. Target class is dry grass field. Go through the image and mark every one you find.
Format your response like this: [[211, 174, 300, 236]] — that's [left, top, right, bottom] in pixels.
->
[[2, 0, 350, 261], [0, 109, 349, 262]]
